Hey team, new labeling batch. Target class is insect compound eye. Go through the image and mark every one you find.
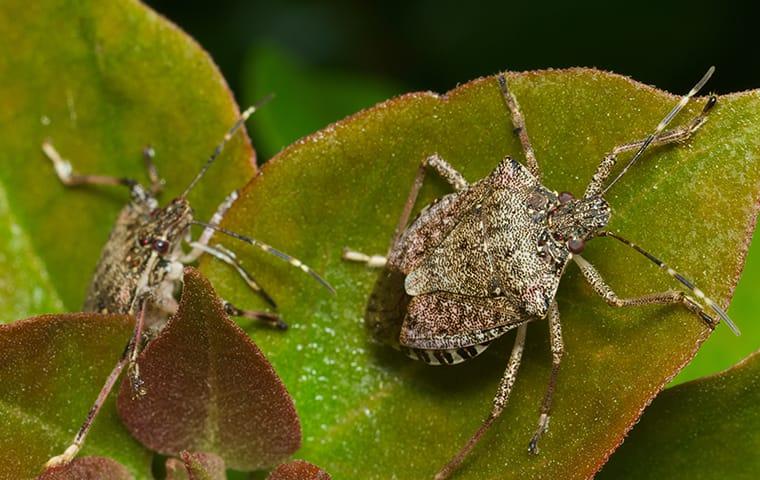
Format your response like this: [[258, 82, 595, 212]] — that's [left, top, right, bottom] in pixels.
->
[[558, 191, 575, 204], [152, 238, 170, 254], [567, 237, 586, 254], [138, 236, 151, 247]]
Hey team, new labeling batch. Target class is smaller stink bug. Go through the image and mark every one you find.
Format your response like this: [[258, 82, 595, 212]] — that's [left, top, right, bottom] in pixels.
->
[[43, 101, 333, 468], [343, 67, 738, 479]]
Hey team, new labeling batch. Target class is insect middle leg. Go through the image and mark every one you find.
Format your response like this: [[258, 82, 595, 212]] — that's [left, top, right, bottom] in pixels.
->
[[584, 96, 716, 198], [435, 323, 528, 480], [498, 73, 540, 178], [45, 304, 148, 468], [573, 255, 716, 327], [342, 153, 468, 267]]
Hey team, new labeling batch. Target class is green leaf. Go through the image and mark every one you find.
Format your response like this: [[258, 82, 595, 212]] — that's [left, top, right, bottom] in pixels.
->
[[117, 268, 301, 471], [671, 235, 760, 385], [599, 350, 760, 479], [0, 314, 151, 479], [38, 457, 133, 480], [0, 0, 256, 316], [201, 69, 760, 478], [242, 44, 401, 158]]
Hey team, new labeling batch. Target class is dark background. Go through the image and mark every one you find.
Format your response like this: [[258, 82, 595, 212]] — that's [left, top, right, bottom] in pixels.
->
[[146, 0, 756, 106]]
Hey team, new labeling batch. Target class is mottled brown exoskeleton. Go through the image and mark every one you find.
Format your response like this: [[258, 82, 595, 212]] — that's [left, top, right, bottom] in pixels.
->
[[42, 104, 333, 468], [343, 67, 739, 479]]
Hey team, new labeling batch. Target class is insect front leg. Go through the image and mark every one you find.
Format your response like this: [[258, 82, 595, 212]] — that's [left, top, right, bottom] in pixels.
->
[[343, 153, 468, 267], [584, 96, 716, 198], [573, 255, 717, 328], [434, 323, 528, 480], [528, 301, 563, 455], [142, 145, 165, 195], [43, 141, 139, 190]]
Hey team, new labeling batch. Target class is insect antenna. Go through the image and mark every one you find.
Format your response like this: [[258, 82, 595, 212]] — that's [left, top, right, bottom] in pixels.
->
[[192, 221, 336, 294], [601, 66, 715, 195], [599, 231, 740, 335], [180, 94, 274, 199]]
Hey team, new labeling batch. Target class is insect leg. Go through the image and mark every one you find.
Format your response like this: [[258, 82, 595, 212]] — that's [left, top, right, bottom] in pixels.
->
[[573, 255, 721, 330], [528, 301, 563, 455], [434, 323, 528, 480], [223, 299, 286, 330], [343, 154, 467, 267], [142, 145, 165, 195], [44, 306, 147, 469], [43, 141, 139, 190], [182, 190, 239, 263], [584, 95, 716, 198], [498, 73, 540, 178]]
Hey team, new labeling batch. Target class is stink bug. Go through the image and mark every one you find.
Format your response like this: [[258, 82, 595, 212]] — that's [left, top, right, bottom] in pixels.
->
[[343, 66, 739, 479], [42, 102, 334, 468]]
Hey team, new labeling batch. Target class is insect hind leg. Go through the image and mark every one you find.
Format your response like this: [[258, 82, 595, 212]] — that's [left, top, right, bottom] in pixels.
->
[[529, 301, 563, 455], [435, 323, 528, 480]]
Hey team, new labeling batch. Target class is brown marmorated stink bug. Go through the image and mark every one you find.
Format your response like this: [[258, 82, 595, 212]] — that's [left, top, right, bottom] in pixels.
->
[[342, 66, 739, 479], [41, 102, 334, 468]]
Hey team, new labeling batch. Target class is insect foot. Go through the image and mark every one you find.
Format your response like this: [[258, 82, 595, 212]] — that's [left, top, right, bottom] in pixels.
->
[[344, 67, 738, 480], [41, 101, 333, 470]]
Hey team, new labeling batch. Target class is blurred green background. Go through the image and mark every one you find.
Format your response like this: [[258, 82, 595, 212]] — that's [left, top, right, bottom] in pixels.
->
[[145, 0, 759, 385]]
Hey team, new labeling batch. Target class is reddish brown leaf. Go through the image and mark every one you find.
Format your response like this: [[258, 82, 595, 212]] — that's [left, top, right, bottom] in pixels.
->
[[37, 457, 132, 480], [165, 451, 225, 480], [266, 460, 332, 480], [117, 267, 300, 470]]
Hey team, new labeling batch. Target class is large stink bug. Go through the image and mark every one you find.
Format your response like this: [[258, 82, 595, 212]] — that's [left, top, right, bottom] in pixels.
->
[[42, 103, 333, 468], [343, 66, 739, 479]]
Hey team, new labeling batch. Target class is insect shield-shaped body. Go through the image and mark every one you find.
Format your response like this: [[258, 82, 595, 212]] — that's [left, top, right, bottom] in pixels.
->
[[42, 104, 333, 469], [343, 67, 739, 480]]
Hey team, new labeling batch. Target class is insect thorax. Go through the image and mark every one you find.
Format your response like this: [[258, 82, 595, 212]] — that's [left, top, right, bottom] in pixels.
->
[[84, 193, 193, 315]]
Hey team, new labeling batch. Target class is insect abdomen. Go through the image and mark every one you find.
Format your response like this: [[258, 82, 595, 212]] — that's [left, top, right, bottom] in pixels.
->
[[400, 344, 489, 365]]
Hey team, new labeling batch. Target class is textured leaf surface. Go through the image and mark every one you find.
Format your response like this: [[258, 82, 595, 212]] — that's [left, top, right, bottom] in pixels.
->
[[38, 457, 133, 480], [117, 268, 301, 471], [201, 69, 760, 479], [165, 452, 226, 480], [599, 350, 760, 479], [0, 0, 255, 318], [0, 315, 151, 479], [266, 460, 331, 480]]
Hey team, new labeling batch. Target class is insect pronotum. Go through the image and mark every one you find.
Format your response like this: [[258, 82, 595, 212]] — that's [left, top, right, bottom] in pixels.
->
[[343, 66, 738, 479], [42, 101, 334, 468]]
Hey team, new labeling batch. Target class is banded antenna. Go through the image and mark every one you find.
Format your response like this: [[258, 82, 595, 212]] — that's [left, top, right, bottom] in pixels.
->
[[601, 66, 715, 195], [192, 221, 335, 294], [180, 94, 274, 199], [600, 231, 740, 336]]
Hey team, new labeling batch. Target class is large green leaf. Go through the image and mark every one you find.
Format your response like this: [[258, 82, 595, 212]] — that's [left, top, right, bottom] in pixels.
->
[[599, 350, 760, 479], [201, 70, 760, 479], [0, 314, 151, 479], [0, 0, 256, 316]]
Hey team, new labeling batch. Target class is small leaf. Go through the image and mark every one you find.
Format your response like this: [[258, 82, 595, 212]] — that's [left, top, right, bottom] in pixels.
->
[[37, 457, 133, 480], [165, 452, 226, 480], [0, 314, 151, 479], [0, 0, 256, 317], [201, 70, 760, 478], [117, 268, 300, 470], [599, 350, 760, 478], [266, 460, 331, 480]]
